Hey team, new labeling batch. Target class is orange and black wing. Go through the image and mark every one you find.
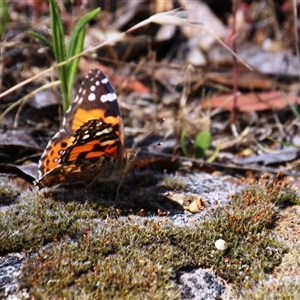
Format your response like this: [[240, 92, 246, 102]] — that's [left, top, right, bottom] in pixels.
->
[[35, 68, 126, 187], [63, 68, 124, 143]]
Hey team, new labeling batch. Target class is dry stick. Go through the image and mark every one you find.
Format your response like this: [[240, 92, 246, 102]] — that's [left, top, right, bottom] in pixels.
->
[[268, 0, 281, 43], [0, 39, 5, 90], [149, 147, 300, 177], [231, 0, 239, 112], [292, 0, 300, 84]]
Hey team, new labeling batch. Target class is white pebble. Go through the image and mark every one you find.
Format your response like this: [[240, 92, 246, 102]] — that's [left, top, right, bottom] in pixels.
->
[[215, 239, 228, 251]]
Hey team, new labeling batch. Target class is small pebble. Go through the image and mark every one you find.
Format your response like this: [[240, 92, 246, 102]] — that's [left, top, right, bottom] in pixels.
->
[[215, 239, 228, 251]]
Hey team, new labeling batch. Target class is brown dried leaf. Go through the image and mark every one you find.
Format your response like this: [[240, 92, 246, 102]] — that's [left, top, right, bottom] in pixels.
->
[[202, 91, 300, 112]]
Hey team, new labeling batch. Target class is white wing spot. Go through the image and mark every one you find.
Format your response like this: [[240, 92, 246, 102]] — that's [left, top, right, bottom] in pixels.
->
[[101, 93, 116, 102], [88, 93, 96, 101], [90, 85, 96, 92], [95, 80, 100, 86], [101, 77, 108, 84], [95, 127, 112, 136], [83, 134, 90, 139]]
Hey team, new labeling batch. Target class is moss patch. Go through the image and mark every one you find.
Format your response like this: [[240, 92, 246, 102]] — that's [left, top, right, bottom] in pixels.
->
[[0, 190, 116, 254], [238, 203, 300, 299], [20, 220, 181, 299], [0, 178, 20, 206], [1, 173, 298, 298]]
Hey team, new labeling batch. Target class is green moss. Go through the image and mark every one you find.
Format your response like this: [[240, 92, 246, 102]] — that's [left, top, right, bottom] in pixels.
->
[[18, 207, 284, 298], [1, 173, 298, 298], [0, 178, 20, 206], [249, 173, 300, 206], [20, 220, 180, 299], [0, 190, 116, 254]]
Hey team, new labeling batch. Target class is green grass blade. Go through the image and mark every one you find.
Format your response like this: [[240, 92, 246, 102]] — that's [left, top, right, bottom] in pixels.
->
[[180, 130, 189, 157], [49, 0, 68, 111], [49, 0, 66, 64], [195, 131, 211, 158], [66, 28, 85, 97], [206, 143, 220, 163], [28, 30, 54, 53], [0, 0, 9, 39], [67, 8, 100, 59], [66, 8, 100, 98]]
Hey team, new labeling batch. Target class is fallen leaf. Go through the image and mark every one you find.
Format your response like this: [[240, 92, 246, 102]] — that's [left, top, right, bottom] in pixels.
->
[[202, 91, 300, 112]]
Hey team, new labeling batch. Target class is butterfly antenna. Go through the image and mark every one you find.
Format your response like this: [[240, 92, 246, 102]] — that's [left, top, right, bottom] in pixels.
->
[[132, 118, 165, 149], [140, 142, 162, 151]]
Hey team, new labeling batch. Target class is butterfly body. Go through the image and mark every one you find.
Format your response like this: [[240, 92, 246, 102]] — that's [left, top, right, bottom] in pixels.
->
[[34, 68, 136, 188]]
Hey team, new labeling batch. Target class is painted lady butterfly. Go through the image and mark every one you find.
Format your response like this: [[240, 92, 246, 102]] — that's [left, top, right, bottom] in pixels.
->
[[34, 68, 137, 188]]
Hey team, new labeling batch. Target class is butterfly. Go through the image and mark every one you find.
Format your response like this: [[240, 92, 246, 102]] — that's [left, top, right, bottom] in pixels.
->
[[34, 68, 137, 188]]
